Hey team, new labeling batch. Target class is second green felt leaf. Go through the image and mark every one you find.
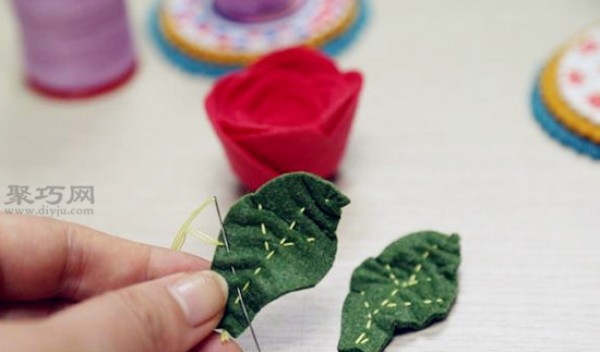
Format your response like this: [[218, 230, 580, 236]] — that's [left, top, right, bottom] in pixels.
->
[[338, 231, 461, 352], [212, 172, 350, 337]]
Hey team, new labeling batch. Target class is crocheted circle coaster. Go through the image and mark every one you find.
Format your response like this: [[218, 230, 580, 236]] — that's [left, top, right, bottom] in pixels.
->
[[150, 0, 368, 75], [532, 83, 600, 159], [540, 25, 600, 143]]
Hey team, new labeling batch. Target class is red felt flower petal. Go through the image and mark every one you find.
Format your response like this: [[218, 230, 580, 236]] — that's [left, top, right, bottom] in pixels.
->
[[208, 76, 257, 124], [229, 71, 324, 127], [206, 75, 273, 136], [320, 71, 363, 134], [233, 86, 361, 180], [210, 74, 330, 134], [205, 46, 364, 189], [251, 46, 339, 76], [236, 129, 338, 177], [209, 121, 280, 190]]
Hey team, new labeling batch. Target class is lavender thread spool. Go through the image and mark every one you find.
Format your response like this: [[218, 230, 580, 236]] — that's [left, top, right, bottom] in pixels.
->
[[214, 0, 306, 23], [11, 0, 136, 99]]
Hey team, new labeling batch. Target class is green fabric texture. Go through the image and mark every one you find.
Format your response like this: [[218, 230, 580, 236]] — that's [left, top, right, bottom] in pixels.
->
[[338, 231, 461, 352], [211, 172, 350, 337]]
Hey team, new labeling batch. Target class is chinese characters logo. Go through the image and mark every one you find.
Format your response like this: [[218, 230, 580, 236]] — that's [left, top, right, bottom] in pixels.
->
[[3, 185, 95, 217]]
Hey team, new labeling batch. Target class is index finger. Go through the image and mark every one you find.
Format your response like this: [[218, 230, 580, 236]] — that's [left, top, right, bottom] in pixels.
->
[[0, 214, 210, 301]]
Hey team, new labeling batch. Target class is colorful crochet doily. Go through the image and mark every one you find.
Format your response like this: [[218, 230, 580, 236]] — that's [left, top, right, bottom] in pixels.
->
[[150, 0, 368, 75], [532, 25, 600, 159]]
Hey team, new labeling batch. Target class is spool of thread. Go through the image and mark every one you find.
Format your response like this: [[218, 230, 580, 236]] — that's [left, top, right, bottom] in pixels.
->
[[213, 0, 306, 23], [11, 0, 137, 99]]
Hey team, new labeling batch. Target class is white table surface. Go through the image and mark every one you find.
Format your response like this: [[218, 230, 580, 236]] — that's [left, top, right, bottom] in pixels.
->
[[2, 1, 600, 351]]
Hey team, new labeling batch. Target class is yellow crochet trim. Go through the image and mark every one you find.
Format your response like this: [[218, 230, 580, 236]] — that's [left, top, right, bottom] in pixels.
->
[[540, 44, 600, 143], [160, 0, 358, 66]]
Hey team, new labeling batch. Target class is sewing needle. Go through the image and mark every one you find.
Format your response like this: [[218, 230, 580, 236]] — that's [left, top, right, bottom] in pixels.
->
[[213, 196, 263, 352]]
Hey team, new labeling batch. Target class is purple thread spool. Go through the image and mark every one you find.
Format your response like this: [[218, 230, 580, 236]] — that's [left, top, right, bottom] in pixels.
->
[[214, 0, 306, 23], [11, 0, 136, 99]]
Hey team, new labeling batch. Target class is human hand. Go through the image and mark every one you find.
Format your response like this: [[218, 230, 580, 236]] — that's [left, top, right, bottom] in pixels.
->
[[0, 214, 242, 352]]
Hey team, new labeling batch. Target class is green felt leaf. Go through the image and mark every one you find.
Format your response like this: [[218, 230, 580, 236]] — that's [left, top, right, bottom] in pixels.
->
[[338, 231, 461, 352], [211, 172, 350, 337]]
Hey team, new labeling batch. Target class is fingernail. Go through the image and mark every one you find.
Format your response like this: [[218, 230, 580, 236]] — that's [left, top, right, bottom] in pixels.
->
[[168, 271, 229, 326]]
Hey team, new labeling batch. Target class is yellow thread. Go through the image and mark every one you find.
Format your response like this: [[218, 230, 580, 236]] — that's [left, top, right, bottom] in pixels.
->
[[366, 320, 372, 330], [220, 330, 231, 342], [280, 237, 287, 245], [391, 289, 399, 296], [436, 298, 444, 303], [360, 291, 365, 296], [381, 299, 389, 307], [404, 302, 412, 307], [422, 252, 430, 259], [299, 207, 306, 214], [423, 299, 432, 304], [261, 223, 267, 235], [426, 277, 432, 282], [264, 241, 270, 251], [289, 221, 297, 230], [243, 281, 250, 292], [307, 237, 316, 242], [388, 273, 396, 280], [415, 264, 422, 272], [258, 203, 263, 210], [283, 242, 295, 247], [266, 251, 275, 260], [387, 303, 397, 308], [361, 338, 369, 344], [373, 309, 379, 315], [407, 274, 418, 286], [189, 229, 224, 246], [364, 302, 370, 308], [355, 333, 366, 344], [234, 296, 241, 305], [385, 264, 391, 271], [171, 197, 215, 250], [254, 267, 262, 275]]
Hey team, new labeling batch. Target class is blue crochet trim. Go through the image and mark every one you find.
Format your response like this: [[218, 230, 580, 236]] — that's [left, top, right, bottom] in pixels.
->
[[321, 0, 369, 57], [531, 83, 600, 159], [148, 0, 370, 77]]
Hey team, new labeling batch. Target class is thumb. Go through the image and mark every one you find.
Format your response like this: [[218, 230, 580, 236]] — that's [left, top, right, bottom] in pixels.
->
[[41, 271, 230, 352]]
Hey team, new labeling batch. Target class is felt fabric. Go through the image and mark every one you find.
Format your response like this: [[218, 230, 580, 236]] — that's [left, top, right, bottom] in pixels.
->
[[206, 47, 363, 190], [211, 172, 350, 337], [338, 231, 461, 352]]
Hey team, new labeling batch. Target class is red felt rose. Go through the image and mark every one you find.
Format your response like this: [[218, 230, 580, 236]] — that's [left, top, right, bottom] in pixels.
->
[[205, 46, 363, 190]]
